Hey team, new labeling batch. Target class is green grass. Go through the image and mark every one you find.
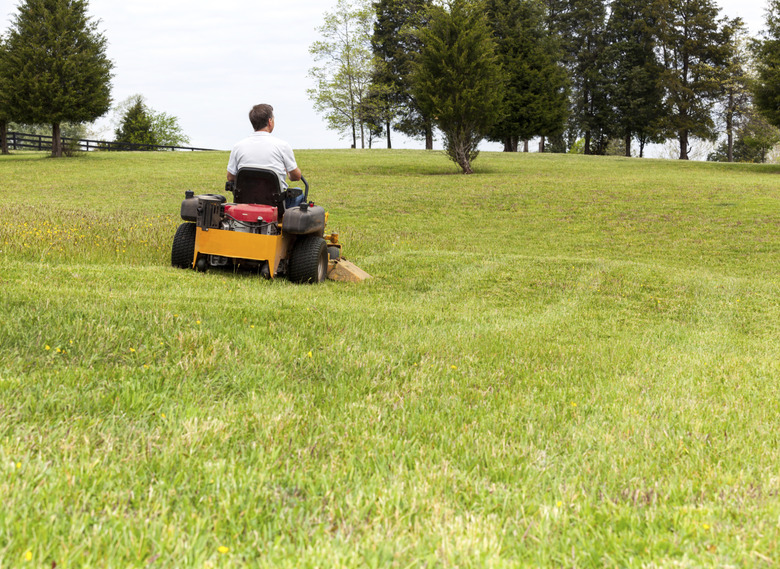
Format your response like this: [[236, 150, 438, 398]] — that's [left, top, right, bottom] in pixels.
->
[[1, 149, 780, 567]]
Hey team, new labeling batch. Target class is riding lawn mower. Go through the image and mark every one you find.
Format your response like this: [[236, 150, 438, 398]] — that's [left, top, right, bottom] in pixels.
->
[[170, 167, 369, 283]]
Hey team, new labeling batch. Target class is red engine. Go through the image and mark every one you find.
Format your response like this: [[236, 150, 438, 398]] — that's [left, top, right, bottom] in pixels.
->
[[224, 204, 278, 223], [221, 204, 279, 235]]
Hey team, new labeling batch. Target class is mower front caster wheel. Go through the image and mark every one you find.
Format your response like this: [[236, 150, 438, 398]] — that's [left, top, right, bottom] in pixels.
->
[[288, 235, 328, 284]]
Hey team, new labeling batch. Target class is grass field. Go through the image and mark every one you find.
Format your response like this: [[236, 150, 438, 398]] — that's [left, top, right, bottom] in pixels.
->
[[1, 148, 780, 567]]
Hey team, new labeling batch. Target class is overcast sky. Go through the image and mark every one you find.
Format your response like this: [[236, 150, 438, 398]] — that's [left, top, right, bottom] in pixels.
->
[[0, 0, 770, 152]]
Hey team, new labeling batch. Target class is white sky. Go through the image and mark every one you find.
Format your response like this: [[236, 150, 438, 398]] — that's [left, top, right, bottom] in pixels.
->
[[0, 0, 770, 152]]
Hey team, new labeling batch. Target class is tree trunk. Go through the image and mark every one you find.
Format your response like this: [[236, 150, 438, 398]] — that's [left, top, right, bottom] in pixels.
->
[[523, 140, 529, 153], [386, 120, 392, 149], [726, 102, 734, 162], [52, 123, 62, 158], [625, 134, 631, 158], [0, 121, 8, 155], [425, 124, 433, 150], [584, 131, 592, 155], [539, 136, 545, 153], [679, 130, 689, 160]]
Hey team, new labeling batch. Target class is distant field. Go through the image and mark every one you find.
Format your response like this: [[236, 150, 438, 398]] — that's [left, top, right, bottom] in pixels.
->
[[1, 149, 779, 567]]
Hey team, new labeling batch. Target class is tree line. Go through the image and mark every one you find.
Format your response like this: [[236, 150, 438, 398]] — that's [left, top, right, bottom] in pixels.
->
[[308, 0, 780, 173], [0, 0, 188, 158]]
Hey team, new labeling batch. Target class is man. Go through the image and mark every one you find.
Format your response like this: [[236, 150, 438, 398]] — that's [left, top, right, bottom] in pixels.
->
[[227, 104, 302, 192]]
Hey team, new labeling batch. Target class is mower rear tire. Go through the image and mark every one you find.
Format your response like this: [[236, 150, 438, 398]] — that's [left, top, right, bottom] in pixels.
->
[[288, 235, 328, 283], [171, 222, 196, 268]]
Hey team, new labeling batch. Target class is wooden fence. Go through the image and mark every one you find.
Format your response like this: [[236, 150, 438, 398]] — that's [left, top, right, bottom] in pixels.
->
[[5, 131, 218, 152]]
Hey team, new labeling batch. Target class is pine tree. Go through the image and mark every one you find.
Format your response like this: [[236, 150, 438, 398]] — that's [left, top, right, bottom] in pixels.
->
[[113, 94, 190, 149], [656, 0, 730, 160], [371, 0, 433, 148], [0, 38, 9, 155], [0, 0, 113, 157], [114, 96, 156, 148], [603, 0, 665, 157], [546, 0, 610, 154], [753, 0, 780, 131], [411, 0, 505, 173], [485, 0, 568, 152], [714, 18, 752, 162]]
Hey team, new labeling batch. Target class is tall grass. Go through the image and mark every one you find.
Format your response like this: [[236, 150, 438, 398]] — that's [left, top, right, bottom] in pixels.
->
[[1, 149, 780, 567]]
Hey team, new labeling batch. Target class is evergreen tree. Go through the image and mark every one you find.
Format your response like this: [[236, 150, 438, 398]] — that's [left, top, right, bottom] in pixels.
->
[[546, 0, 610, 154], [371, 0, 434, 148], [411, 0, 504, 173], [753, 0, 780, 131], [485, 0, 568, 152], [714, 18, 752, 162], [0, 0, 113, 157], [0, 38, 9, 155], [114, 97, 156, 148], [603, 0, 665, 157], [113, 94, 190, 149], [656, 0, 730, 160]]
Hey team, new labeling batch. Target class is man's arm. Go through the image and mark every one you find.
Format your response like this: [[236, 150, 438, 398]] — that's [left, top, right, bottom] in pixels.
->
[[227, 171, 236, 182], [288, 167, 302, 182]]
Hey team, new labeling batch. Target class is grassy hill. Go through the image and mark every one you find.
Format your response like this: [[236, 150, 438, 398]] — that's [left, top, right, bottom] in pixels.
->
[[1, 149, 779, 567]]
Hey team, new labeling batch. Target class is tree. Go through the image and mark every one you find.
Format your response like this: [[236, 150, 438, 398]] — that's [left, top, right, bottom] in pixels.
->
[[546, 0, 611, 154], [753, 1, 780, 133], [371, 0, 434, 149], [655, 0, 730, 160], [411, 0, 505, 173], [113, 95, 190, 149], [0, 0, 113, 157], [714, 18, 752, 162], [707, 109, 780, 163], [485, 0, 568, 152], [308, 0, 375, 149], [0, 38, 9, 155], [603, 0, 666, 157]]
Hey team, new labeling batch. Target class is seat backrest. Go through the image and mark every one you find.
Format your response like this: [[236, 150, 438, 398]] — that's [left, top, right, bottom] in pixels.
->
[[233, 168, 284, 212]]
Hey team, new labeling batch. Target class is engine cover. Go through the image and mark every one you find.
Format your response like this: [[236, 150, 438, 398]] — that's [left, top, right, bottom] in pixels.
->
[[224, 204, 278, 223]]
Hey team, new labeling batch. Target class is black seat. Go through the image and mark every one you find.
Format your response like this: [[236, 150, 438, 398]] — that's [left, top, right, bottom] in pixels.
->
[[232, 168, 286, 215]]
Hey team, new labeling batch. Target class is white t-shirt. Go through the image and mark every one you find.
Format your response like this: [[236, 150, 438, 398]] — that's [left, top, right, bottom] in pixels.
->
[[227, 131, 298, 189]]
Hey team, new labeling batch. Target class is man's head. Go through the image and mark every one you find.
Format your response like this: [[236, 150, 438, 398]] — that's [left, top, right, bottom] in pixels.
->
[[249, 104, 274, 132]]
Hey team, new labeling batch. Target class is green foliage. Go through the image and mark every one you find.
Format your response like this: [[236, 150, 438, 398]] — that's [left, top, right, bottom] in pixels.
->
[[113, 95, 190, 149], [0, 0, 113, 157], [707, 110, 780, 163], [603, 0, 666, 157], [371, 0, 434, 147], [547, 0, 611, 154], [411, 0, 505, 173], [753, 0, 780, 130], [656, 0, 730, 159], [3, 150, 780, 566], [308, 0, 375, 149], [485, 0, 569, 150]]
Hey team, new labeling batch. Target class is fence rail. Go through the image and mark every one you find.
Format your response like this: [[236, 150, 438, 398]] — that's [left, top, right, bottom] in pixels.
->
[[5, 131, 219, 152]]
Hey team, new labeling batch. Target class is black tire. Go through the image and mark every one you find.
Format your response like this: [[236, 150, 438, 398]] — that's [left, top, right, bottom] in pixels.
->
[[288, 236, 328, 283], [327, 245, 341, 261], [171, 222, 196, 268]]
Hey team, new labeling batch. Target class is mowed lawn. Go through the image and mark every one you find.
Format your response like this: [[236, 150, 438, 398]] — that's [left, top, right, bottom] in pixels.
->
[[1, 149, 779, 567]]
